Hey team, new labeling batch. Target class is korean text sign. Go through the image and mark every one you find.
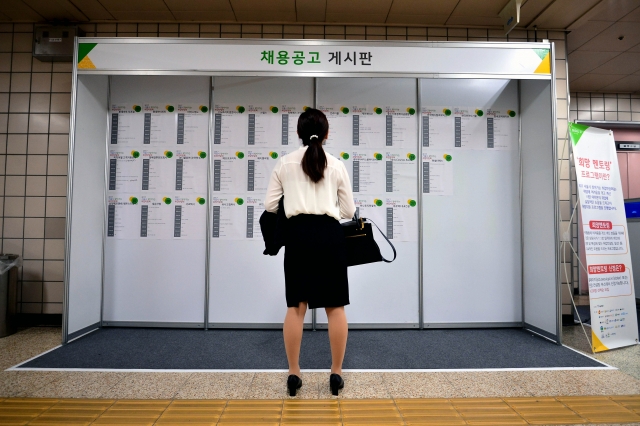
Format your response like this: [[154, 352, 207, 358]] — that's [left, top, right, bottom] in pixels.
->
[[569, 123, 638, 352]]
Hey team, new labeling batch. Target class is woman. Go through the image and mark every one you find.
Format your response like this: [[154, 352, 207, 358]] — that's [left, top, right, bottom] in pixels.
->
[[264, 108, 356, 397]]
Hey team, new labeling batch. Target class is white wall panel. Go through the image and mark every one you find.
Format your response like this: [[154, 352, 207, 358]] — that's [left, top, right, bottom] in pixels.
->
[[420, 79, 522, 325], [521, 79, 558, 339], [67, 75, 109, 336], [103, 76, 210, 325], [208, 77, 314, 326], [104, 240, 207, 323], [316, 78, 420, 326]]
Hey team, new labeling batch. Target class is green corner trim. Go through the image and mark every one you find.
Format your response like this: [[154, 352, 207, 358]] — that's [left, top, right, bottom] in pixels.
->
[[569, 122, 589, 146], [533, 48, 549, 60], [78, 43, 98, 63]]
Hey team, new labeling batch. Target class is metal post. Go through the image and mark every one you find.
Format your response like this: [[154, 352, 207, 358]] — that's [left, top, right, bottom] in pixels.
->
[[417, 78, 424, 330], [204, 77, 214, 330], [62, 37, 80, 344], [312, 76, 318, 331]]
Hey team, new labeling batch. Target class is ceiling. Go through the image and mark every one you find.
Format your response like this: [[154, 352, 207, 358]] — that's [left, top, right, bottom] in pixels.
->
[[566, 0, 640, 94], [0, 0, 639, 93]]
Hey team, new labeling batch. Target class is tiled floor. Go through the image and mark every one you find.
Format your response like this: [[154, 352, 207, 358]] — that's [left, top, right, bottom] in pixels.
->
[[563, 325, 640, 382], [1, 326, 640, 424], [1, 396, 640, 425], [569, 295, 640, 383]]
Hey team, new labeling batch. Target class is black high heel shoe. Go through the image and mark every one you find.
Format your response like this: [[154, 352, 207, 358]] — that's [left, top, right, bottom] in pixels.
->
[[287, 374, 302, 396], [329, 373, 344, 396]]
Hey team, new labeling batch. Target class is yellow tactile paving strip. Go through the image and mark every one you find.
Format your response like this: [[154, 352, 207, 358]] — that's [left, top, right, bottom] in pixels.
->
[[1, 396, 640, 425]]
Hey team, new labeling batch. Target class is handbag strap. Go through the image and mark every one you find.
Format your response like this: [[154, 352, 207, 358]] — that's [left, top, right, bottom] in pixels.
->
[[363, 218, 397, 263]]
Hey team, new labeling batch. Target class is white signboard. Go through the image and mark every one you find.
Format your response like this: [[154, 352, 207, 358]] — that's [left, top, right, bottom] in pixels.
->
[[569, 123, 639, 352], [78, 40, 552, 78]]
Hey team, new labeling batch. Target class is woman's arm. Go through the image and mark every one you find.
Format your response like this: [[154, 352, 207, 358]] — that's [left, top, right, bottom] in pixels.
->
[[337, 162, 356, 219], [264, 159, 283, 212]]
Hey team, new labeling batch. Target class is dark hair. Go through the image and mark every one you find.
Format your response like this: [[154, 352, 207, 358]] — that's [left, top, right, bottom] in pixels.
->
[[297, 108, 329, 183]]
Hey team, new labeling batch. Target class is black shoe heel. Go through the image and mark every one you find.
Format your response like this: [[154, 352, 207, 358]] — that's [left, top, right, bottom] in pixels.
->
[[287, 374, 302, 396], [329, 373, 344, 396]]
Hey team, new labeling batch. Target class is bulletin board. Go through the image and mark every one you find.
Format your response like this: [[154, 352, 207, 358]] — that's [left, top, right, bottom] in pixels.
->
[[314, 77, 420, 327], [207, 77, 314, 327], [64, 38, 560, 343], [102, 76, 210, 326], [420, 79, 522, 326]]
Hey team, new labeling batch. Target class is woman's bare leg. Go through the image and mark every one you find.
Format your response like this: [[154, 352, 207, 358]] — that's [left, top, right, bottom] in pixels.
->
[[283, 301, 307, 376], [325, 306, 348, 375]]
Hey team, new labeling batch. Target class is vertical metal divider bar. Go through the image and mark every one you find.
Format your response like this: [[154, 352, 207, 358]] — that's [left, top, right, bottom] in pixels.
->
[[564, 32, 576, 297], [518, 80, 524, 328], [417, 78, 424, 330], [312, 76, 317, 331], [101, 77, 111, 328], [62, 37, 80, 343], [204, 77, 214, 330], [550, 43, 562, 344]]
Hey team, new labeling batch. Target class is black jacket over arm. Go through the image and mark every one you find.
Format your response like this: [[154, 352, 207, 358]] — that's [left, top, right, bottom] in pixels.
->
[[259, 197, 287, 255]]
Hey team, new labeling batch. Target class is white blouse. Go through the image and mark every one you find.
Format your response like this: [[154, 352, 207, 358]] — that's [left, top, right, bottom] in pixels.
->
[[264, 146, 356, 221]]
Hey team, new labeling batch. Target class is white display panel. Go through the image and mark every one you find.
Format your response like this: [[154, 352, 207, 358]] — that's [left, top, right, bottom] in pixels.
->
[[66, 75, 108, 338], [208, 77, 314, 326], [103, 240, 207, 323], [316, 78, 420, 326], [421, 79, 522, 326], [103, 76, 210, 325], [521, 80, 558, 339]]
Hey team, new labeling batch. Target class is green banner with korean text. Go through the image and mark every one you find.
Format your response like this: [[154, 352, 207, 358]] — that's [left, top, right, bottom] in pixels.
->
[[569, 123, 639, 352]]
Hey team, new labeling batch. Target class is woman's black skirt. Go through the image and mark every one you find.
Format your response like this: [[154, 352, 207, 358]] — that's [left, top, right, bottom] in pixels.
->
[[284, 214, 349, 309]]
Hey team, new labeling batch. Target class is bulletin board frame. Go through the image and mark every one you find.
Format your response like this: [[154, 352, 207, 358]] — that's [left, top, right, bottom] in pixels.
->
[[63, 38, 561, 345]]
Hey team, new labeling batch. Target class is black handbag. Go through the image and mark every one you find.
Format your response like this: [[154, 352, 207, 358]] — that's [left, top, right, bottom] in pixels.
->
[[341, 212, 396, 266]]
